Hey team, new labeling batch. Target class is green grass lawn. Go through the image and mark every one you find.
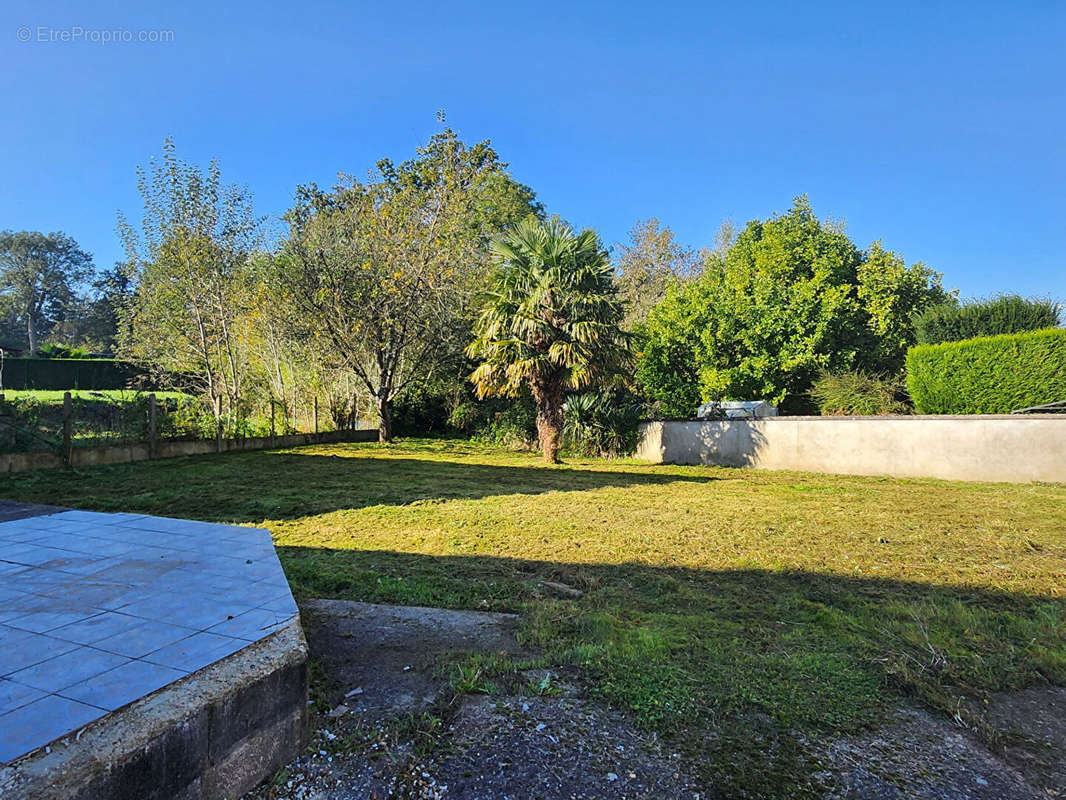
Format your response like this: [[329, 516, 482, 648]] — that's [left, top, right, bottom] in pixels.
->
[[2, 438, 1064, 791], [0, 389, 191, 402]]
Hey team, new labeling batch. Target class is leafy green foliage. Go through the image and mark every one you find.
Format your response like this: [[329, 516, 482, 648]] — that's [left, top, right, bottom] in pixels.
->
[[636, 197, 948, 415], [468, 218, 631, 461], [277, 130, 539, 442], [118, 138, 263, 420], [809, 371, 909, 416], [906, 328, 1066, 414], [35, 342, 90, 359], [563, 391, 642, 456], [0, 230, 94, 353], [613, 218, 699, 328], [914, 294, 1062, 345]]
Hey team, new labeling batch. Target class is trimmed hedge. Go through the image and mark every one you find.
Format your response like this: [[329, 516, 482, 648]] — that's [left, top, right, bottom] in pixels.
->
[[913, 295, 1061, 345], [906, 327, 1066, 414], [0, 358, 156, 391]]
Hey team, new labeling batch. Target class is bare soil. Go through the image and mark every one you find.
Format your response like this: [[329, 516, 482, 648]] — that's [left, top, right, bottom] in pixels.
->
[[245, 600, 1065, 800]]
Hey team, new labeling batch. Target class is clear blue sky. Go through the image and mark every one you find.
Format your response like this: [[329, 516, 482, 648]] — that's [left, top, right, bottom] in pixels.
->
[[2, 0, 1064, 299]]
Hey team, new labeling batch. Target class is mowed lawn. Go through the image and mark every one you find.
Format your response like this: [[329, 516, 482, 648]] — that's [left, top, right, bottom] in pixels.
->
[[3, 439, 1064, 786]]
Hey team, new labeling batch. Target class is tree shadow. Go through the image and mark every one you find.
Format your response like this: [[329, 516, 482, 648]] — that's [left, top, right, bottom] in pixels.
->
[[653, 419, 770, 467], [0, 450, 722, 523], [276, 546, 1066, 733]]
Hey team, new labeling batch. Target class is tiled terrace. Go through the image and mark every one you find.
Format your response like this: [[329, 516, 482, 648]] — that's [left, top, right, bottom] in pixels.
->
[[0, 505, 298, 764]]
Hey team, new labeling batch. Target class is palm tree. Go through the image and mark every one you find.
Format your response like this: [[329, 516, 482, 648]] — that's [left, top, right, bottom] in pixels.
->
[[467, 218, 631, 463]]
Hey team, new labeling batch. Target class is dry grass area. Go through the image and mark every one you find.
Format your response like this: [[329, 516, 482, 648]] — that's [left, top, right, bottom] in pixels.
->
[[3, 438, 1064, 792]]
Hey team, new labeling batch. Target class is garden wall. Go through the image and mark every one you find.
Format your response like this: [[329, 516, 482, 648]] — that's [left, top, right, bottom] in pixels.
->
[[636, 416, 1066, 483]]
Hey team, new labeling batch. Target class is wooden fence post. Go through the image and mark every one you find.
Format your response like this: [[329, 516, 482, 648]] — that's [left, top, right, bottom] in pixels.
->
[[62, 391, 73, 467], [313, 397, 319, 439], [148, 393, 158, 459], [215, 395, 223, 453]]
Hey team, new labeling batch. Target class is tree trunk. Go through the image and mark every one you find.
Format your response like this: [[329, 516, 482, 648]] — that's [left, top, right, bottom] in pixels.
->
[[532, 378, 564, 463], [376, 396, 393, 443], [26, 314, 36, 354]]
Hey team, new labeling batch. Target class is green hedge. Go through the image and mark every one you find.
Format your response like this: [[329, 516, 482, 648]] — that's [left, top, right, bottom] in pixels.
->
[[906, 328, 1066, 414], [0, 358, 156, 391], [913, 295, 1061, 345]]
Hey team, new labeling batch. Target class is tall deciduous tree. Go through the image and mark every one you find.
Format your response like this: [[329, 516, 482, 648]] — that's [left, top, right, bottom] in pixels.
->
[[637, 197, 948, 414], [118, 139, 262, 419], [0, 231, 93, 352], [276, 130, 540, 442], [467, 218, 631, 463], [613, 218, 699, 327]]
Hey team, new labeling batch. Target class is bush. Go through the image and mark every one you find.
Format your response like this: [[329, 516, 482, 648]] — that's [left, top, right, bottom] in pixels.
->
[[809, 371, 909, 416], [913, 295, 1061, 345], [563, 392, 642, 456], [471, 395, 538, 448], [36, 343, 91, 359], [906, 328, 1066, 414]]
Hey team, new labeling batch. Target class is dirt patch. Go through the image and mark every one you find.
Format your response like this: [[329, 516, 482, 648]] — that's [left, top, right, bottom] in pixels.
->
[[809, 704, 1045, 799], [300, 599, 525, 723], [246, 600, 1066, 800]]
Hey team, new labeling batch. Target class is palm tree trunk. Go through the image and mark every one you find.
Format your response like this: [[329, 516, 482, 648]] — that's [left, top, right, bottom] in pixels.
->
[[532, 378, 563, 463]]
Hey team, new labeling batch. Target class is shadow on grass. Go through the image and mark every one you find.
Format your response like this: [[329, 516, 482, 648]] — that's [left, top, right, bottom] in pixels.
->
[[277, 546, 1066, 735], [0, 449, 721, 522]]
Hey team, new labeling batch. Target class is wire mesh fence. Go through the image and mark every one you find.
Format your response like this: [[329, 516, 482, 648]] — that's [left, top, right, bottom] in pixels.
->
[[0, 390, 372, 463]]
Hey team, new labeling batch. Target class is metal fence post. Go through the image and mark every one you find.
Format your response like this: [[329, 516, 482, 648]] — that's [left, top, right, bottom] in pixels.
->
[[62, 391, 73, 467], [148, 393, 158, 459]]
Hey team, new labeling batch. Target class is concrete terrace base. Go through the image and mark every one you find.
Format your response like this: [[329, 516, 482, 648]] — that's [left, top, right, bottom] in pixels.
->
[[0, 620, 307, 800], [0, 505, 308, 799]]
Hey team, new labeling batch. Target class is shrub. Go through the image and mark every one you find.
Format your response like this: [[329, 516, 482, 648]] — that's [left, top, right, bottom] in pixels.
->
[[809, 371, 909, 416], [913, 295, 1061, 345], [906, 328, 1066, 414], [471, 397, 538, 448], [36, 343, 91, 359], [563, 392, 642, 457]]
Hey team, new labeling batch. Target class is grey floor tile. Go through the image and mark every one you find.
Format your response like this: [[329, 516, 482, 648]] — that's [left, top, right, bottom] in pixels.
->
[[0, 694, 105, 764], [4, 609, 101, 635], [91, 619, 197, 658], [46, 611, 145, 646], [0, 677, 47, 715], [0, 629, 79, 674], [143, 631, 246, 673], [58, 659, 184, 711], [205, 607, 294, 641], [8, 646, 129, 692]]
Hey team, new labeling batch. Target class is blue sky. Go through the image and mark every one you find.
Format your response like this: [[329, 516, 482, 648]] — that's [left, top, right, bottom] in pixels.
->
[[2, 0, 1064, 299]]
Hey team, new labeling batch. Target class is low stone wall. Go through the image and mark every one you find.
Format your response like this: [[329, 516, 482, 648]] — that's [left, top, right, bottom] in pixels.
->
[[0, 428, 378, 473], [636, 416, 1066, 483]]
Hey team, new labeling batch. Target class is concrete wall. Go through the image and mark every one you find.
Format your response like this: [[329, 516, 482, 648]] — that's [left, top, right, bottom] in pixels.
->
[[0, 428, 378, 474], [636, 416, 1066, 483], [2, 621, 308, 800]]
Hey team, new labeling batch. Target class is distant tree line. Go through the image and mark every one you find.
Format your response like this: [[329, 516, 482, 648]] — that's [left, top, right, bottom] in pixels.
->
[[4, 134, 1060, 457]]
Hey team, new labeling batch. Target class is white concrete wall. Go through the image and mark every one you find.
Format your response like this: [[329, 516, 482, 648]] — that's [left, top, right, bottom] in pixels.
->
[[636, 416, 1066, 483]]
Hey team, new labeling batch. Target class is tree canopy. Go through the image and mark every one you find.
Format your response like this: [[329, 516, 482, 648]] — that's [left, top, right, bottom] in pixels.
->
[[637, 197, 949, 415], [0, 230, 93, 352], [275, 130, 541, 442]]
